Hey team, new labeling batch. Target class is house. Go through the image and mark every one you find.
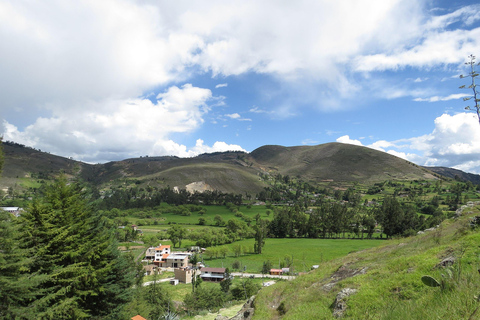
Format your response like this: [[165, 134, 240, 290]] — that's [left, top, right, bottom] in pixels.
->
[[144, 247, 156, 260], [153, 244, 171, 266], [143, 264, 156, 276], [1, 207, 23, 217], [165, 253, 189, 268], [200, 267, 226, 282], [174, 267, 195, 284], [131, 315, 147, 320], [270, 269, 283, 275]]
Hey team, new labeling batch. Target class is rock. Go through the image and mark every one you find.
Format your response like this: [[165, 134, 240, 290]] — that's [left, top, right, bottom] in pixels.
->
[[229, 295, 255, 320], [333, 288, 358, 318], [435, 256, 456, 269], [215, 316, 229, 320], [417, 231, 425, 235]]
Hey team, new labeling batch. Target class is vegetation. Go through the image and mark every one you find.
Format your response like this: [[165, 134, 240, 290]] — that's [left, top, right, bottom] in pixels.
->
[[1, 177, 142, 319], [2, 141, 480, 318], [460, 54, 480, 124], [252, 205, 480, 319]]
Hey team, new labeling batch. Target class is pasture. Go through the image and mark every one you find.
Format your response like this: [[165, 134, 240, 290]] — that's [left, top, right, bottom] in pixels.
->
[[199, 238, 385, 273]]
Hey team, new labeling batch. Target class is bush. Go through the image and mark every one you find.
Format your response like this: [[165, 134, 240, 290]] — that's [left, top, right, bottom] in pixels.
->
[[183, 286, 225, 313], [231, 279, 260, 300]]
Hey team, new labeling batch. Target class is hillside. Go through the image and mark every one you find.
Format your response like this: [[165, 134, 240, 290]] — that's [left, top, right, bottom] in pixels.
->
[[425, 166, 480, 185], [0, 141, 468, 194], [250, 143, 437, 183], [252, 203, 480, 319]]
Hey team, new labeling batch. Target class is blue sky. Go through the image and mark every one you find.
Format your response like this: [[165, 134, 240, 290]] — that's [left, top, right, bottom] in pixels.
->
[[1, 0, 480, 173]]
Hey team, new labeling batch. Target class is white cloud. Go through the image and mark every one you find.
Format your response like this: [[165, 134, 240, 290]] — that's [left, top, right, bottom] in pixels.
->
[[191, 139, 246, 155], [413, 93, 470, 102], [225, 113, 251, 121], [301, 139, 319, 145], [336, 135, 363, 146], [336, 113, 480, 173], [226, 113, 241, 119], [354, 5, 480, 72], [380, 113, 480, 173], [215, 83, 228, 88], [3, 84, 244, 162]]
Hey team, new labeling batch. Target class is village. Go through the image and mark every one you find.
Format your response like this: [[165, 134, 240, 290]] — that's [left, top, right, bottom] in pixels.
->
[[141, 243, 295, 287]]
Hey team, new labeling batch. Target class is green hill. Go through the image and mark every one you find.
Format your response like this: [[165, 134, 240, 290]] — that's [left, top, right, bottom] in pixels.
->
[[0, 141, 461, 194], [252, 203, 480, 319], [250, 143, 437, 183]]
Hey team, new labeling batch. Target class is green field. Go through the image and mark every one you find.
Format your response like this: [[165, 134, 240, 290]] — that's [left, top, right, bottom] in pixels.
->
[[197, 238, 384, 273]]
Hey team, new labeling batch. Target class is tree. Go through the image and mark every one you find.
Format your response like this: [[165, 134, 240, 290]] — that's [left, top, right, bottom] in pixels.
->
[[261, 260, 272, 275], [214, 214, 225, 227], [460, 54, 480, 124], [0, 210, 45, 319], [253, 217, 268, 254], [167, 225, 187, 248], [15, 176, 140, 318], [220, 268, 232, 293], [375, 196, 404, 238]]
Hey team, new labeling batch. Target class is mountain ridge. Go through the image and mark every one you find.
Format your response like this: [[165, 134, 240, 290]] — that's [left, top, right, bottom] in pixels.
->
[[1, 141, 478, 194]]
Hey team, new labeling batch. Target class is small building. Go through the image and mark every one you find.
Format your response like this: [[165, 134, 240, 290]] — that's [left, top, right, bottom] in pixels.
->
[[270, 269, 283, 275], [174, 267, 195, 284], [131, 315, 147, 320], [200, 267, 226, 282], [143, 264, 156, 276], [170, 279, 179, 286], [154, 244, 171, 266], [282, 267, 290, 274], [144, 247, 156, 260], [1, 207, 23, 217], [165, 253, 189, 268]]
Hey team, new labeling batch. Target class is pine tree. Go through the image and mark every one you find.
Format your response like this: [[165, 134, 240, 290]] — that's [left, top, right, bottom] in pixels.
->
[[16, 176, 140, 319]]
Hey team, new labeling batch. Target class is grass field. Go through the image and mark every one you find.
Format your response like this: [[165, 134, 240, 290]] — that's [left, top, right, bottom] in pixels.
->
[[200, 238, 385, 273]]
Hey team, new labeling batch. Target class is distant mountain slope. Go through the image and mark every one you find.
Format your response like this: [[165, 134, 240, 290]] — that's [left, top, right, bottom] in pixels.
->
[[424, 166, 480, 184], [250, 143, 437, 183], [1, 141, 475, 194], [0, 142, 91, 187]]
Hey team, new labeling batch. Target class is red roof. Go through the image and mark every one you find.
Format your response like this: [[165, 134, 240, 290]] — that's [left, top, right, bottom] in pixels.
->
[[155, 245, 170, 251], [131, 315, 147, 320]]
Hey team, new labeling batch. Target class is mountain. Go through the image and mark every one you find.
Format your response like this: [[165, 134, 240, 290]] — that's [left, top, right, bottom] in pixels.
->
[[0, 141, 467, 194], [424, 166, 480, 184], [250, 143, 437, 183]]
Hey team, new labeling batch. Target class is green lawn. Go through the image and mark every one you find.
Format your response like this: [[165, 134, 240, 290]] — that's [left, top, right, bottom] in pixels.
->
[[201, 238, 385, 274]]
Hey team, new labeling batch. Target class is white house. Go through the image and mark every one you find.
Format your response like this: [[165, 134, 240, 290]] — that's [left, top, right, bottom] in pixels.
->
[[0, 207, 23, 217]]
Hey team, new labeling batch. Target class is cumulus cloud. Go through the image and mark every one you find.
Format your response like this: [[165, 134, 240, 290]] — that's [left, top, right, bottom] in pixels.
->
[[2, 0, 480, 166], [3, 84, 243, 162], [336, 135, 363, 146], [354, 5, 480, 72], [337, 113, 480, 173]]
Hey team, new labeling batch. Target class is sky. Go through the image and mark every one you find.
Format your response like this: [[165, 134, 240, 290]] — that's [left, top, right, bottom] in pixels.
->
[[1, 1, 480, 174]]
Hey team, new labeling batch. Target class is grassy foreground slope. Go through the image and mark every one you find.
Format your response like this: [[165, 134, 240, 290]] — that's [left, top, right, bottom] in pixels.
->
[[253, 204, 480, 319]]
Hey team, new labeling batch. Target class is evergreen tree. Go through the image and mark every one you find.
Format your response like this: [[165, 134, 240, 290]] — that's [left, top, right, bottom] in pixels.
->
[[0, 210, 46, 319], [16, 176, 140, 319]]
